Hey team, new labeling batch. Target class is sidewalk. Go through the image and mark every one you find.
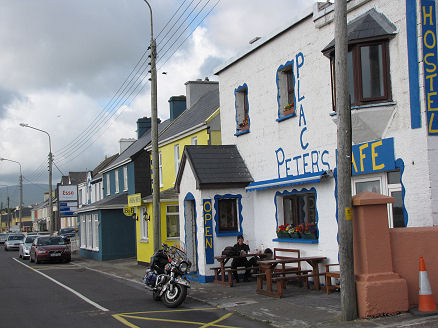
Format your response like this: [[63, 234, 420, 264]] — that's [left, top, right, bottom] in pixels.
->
[[71, 254, 438, 328]]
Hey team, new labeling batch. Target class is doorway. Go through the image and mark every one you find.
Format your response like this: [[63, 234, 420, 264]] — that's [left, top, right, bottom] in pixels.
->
[[184, 198, 198, 273]]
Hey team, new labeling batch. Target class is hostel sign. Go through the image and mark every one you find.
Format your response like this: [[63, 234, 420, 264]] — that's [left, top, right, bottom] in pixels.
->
[[421, 0, 438, 135], [203, 199, 214, 264]]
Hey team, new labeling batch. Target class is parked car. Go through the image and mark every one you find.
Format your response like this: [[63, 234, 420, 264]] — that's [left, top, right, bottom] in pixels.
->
[[4, 234, 25, 251], [30, 236, 71, 264], [0, 233, 8, 244], [58, 227, 77, 238], [19, 235, 38, 259]]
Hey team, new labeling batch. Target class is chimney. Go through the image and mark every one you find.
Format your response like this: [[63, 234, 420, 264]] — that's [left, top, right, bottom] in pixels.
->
[[119, 138, 136, 154], [136, 117, 161, 139], [168, 95, 186, 121], [185, 79, 219, 109]]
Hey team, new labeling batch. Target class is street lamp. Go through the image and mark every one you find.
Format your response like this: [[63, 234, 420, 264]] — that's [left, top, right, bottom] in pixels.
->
[[0, 158, 23, 230], [19, 123, 54, 233], [142, 0, 160, 252]]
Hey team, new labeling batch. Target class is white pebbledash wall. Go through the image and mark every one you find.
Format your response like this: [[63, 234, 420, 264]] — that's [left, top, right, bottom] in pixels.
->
[[178, 0, 438, 280]]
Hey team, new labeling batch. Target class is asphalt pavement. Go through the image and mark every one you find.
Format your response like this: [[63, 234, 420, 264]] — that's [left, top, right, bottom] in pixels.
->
[[70, 253, 438, 328]]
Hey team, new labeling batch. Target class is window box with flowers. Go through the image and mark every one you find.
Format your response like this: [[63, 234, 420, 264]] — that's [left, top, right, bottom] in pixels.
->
[[276, 224, 291, 239], [283, 104, 296, 117], [302, 222, 318, 240], [288, 224, 303, 239], [238, 117, 249, 132]]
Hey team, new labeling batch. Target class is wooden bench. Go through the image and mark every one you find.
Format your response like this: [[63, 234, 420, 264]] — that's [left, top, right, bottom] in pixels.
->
[[211, 265, 259, 286], [325, 264, 340, 294]]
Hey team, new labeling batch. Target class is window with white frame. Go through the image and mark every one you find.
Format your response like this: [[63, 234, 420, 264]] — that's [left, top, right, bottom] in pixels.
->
[[191, 136, 198, 145], [115, 169, 119, 194], [140, 207, 148, 240], [159, 151, 163, 187], [86, 215, 92, 248], [78, 189, 83, 205], [106, 174, 110, 195], [277, 63, 295, 118], [80, 215, 86, 248], [166, 205, 180, 238], [174, 144, 180, 178], [123, 166, 128, 191], [92, 213, 99, 250], [235, 84, 249, 133], [352, 171, 404, 228]]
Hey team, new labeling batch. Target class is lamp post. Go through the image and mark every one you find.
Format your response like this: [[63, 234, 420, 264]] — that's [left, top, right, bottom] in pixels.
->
[[19, 123, 54, 233], [0, 158, 23, 231], [142, 0, 161, 252]]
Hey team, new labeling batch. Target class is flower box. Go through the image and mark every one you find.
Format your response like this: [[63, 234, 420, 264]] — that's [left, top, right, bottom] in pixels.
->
[[302, 232, 317, 240], [276, 231, 291, 239], [239, 124, 249, 132], [283, 107, 295, 117], [289, 232, 301, 239]]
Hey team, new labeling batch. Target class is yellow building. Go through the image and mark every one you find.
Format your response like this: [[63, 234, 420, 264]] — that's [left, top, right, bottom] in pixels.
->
[[136, 80, 221, 264]]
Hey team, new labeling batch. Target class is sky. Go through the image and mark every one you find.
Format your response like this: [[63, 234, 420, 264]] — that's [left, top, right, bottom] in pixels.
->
[[0, 0, 314, 189]]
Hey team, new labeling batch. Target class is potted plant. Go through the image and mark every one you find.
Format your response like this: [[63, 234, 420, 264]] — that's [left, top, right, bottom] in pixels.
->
[[289, 225, 301, 239], [302, 222, 318, 240], [276, 224, 291, 239], [238, 117, 249, 131], [283, 104, 295, 116]]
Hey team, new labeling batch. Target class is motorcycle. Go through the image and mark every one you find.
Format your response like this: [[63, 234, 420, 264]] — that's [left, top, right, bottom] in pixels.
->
[[143, 243, 192, 308]]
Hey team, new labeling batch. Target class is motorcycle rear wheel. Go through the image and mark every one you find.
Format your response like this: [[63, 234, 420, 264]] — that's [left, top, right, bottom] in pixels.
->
[[161, 284, 187, 308]]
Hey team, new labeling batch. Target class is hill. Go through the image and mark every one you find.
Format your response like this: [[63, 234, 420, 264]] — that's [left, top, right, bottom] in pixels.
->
[[0, 184, 53, 208]]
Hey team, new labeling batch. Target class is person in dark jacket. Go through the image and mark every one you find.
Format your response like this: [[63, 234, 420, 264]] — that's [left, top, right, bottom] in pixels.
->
[[231, 235, 257, 282]]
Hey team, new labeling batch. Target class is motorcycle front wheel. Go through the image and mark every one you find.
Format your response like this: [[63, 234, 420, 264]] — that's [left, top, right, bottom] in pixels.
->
[[161, 284, 187, 308]]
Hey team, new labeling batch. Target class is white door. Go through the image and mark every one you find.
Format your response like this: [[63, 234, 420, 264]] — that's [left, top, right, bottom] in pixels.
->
[[185, 200, 197, 272]]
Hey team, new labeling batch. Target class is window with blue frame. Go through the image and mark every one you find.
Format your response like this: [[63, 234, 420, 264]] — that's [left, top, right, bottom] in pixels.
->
[[235, 84, 249, 134], [277, 61, 296, 120]]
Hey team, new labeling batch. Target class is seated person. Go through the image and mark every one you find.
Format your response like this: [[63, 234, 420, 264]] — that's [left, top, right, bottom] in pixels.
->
[[231, 235, 257, 282]]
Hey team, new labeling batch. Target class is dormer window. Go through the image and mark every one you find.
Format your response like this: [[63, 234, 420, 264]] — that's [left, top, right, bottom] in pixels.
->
[[235, 84, 250, 135]]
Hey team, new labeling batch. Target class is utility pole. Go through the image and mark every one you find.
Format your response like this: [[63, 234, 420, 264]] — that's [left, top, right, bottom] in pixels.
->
[[0, 158, 23, 230], [335, 0, 357, 321], [7, 196, 10, 231], [49, 151, 54, 232], [143, 0, 161, 252]]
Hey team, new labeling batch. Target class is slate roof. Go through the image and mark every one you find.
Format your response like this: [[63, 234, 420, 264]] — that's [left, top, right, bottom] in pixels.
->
[[157, 89, 219, 143], [175, 145, 253, 192], [76, 192, 128, 213], [104, 119, 171, 172], [92, 154, 118, 179], [67, 172, 88, 185], [322, 8, 397, 53], [143, 188, 178, 202]]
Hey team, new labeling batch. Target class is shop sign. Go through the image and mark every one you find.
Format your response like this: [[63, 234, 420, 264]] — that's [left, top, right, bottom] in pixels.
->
[[128, 193, 142, 207], [123, 206, 134, 216], [351, 138, 395, 175], [421, 0, 438, 135], [203, 199, 214, 264]]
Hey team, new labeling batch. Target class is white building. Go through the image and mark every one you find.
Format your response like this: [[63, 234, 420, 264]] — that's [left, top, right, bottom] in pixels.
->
[[176, 0, 438, 282]]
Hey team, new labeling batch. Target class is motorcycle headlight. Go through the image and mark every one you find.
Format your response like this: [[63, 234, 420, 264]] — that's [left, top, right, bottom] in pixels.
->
[[179, 261, 190, 273]]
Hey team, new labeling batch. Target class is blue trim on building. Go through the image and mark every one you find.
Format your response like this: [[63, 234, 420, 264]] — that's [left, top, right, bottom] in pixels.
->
[[274, 187, 319, 242], [234, 83, 250, 135], [406, 0, 421, 129], [396, 158, 408, 227], [183, 193, 199, 278], [187, 272, 215, 283], [214, 194, 243, 237], [276, 59, 296, 121]]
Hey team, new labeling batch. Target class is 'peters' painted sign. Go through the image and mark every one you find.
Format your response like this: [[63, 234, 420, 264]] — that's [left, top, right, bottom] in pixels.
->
[[421, 0, 438, 135], [351, 138, 395, 175], [203, 199, 214, 264]]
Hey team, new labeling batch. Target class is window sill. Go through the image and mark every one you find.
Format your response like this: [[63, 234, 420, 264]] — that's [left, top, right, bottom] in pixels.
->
[[80, 247, 100, 252], [216, 231, 241, 237], [329, 101, 396, 116], [235, 129, 249, 136], [272, 238, 318, 244], [276, 112, 297, 122], [140, 238, 149, 243]]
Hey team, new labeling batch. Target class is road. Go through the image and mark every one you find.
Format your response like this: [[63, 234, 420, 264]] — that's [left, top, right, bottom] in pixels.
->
[[0, 246, 269, 328]]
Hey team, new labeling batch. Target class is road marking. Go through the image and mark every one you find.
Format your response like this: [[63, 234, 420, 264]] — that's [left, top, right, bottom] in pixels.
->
[[113, 308, 239, 328], [13, 258, 109, 312]]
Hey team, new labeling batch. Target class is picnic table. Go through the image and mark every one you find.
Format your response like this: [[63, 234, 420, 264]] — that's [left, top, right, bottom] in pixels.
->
[[256, 256, 327, 298], [212, 253, 261, 287]]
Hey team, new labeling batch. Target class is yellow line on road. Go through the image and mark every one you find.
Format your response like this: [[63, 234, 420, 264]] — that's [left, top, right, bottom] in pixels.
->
[[199, 313, 234, 328], [117, 314, 239, 328], [112, 314, 140, 328]]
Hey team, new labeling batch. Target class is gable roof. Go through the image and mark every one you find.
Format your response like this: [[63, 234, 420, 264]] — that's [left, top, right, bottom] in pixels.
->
[[156, 89, 219, 145], [67, 172, 88, 185], [103, 119, 171, 172], [322, 8, 397, 53], [76, 192, 128, 213], [175, 145, 253, 192], [92, 154, 118, 178]]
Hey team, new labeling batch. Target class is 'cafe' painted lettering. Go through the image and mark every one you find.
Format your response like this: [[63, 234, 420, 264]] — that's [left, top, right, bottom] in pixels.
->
[[351, 138, 395, 175]]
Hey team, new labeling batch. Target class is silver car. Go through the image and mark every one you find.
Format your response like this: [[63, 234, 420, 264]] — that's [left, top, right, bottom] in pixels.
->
[[19, 235, 38, 259], [0, 233, 8, 244], [4, 234, 25, 251]]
